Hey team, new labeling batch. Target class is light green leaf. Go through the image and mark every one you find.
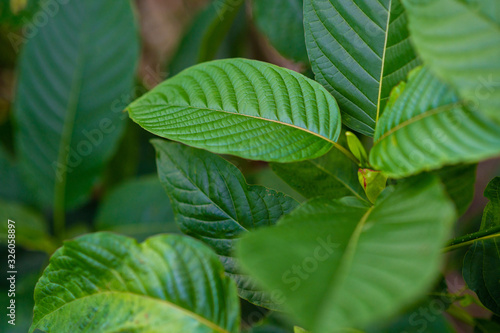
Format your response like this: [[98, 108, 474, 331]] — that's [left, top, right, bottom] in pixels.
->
[[403, 0, 500, 122], [154, 140, 298, 309], [95, 175, 177, 241], [30, 232, 240, 333], [168, 0, 245, 76], [128, 58, 342, 163], [237, 175, 456, 332], [0, 200, 55, 253], [14, 0, 139, 210], [252, 0, 308, 63], [370, 67, 500, 178], [463, 177, 500, 315], [304, 0, 420, 136], [270, 135, 367, 201]]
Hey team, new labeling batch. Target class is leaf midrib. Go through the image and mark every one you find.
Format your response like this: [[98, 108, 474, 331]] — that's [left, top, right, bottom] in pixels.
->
[[373, 101, 464, 145], [32, 290, 231, 333]]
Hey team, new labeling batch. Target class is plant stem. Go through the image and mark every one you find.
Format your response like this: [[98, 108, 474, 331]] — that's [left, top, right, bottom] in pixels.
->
[[443, 225, 500, 252]]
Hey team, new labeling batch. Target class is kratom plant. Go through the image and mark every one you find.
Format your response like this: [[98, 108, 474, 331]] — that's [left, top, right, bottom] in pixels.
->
[[1, 0, 499, 332]]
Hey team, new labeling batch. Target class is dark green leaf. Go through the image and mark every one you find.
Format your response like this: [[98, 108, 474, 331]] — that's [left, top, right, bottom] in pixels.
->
[[14, 0, 139, 209], [252, 0, 308, 63], [434, 164, 477, 216], [169, 0, 245, 76], [95, 175, 177, 241], [304, 0, 420, 136], [370, 67, 500, 178], [0, 145, 32, 203], [237, 175, 456, 332], [30, 232, 240, 333], [154, 140, 299, 309], [403, 0, 500, 122], [128, 58, 342, 163], [463, 177, 500, 315]]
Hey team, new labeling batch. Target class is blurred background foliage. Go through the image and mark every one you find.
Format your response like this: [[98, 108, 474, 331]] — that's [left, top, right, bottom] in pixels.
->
[[0, 0, 498, 332]]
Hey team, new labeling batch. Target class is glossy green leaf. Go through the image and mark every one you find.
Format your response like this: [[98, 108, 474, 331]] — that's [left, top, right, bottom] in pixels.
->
[[154, 140, 299, 309], [304, 0, 420, 136], [237, 175, 456, 332], [128, 58, 342, 163], [169, 0, 245, 76], [463, 177, 500, 315], [30, 232, 240, 333], [14, 0, 139, 210], [252, 0, 308, 63], [403, 0, 500, 122], [270, 135, 367, 201], [358, 168, 388, 203], [95, 175, 177, 241], [370, 67, 500, 178], [0, 200, 55, 253], [434, 164, 477, 216]]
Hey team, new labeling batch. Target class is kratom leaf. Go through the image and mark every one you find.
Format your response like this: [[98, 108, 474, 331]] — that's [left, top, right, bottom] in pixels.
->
[[154, 140, 299, 309], [14, 0, 139, 210], [304, 0, 420, 136], [128, 58, 342, 163], [237, 175, 455, 332], [168, 0, 245, 76], [30, 232, 240, 333], [403, 0, 500, 122], [95, 175, 177, 241], [434, 164, 477, 216], [370, 67, 500, 178], [270, 135, 367, 201], [463, 177, 500, 315], [0, 145, 32, 203], [252, 0, 308, 63], [0, 200, 55, 253]]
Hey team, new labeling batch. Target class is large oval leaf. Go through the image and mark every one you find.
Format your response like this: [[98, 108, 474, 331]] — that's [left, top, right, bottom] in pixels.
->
[[128, 58, 342, 162], [403, 0, 500, 122], [370, 67, 500, 178], [463, 177, 500, 315], [304, 0, 420, 136], [237, 175, 456, 332], [14, 0, 139, 210], [30, 232, 240, 333], [154, 139, 298, 309]]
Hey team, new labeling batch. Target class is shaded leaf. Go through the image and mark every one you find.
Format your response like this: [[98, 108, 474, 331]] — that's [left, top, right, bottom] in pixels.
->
[[95, 175, 177, 241], [14, 0, 139, 209], [463, 177, 500, 315], [370, 67, 500, 178], [304, 0, 420, 136], [237, 175, 455, 332], [128, 58, 342, 163], [403, 0, 500, 122], [252, 0, 308, 63], [154, 140, 299, 309], [30, 232, 240, 333], [434, 164, 477, 216]]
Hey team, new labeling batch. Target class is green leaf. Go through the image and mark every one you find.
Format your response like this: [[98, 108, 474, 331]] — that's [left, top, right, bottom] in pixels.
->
[[463, 177, 500, 315], [252, 0, 308, 63], [358, 168, 388, 203], [434, 164, 477, 216], [0, 200, 55, 253], [403, 0, 500, 123], [304, 0, 420, 136], [370, 67, 500, 178], [346, 131, 368, 167], [30, 232, 240, 333], [128, 58, 342, 163], [14, 0, 139, 210], [237, 174, 456, 332], [0, 0, 40, 28], [168, 0, 245, 76], [95, 175, 177, 241], [270, 135, 367, 201], [0, 145, 32, 203], [154, 140, 299, 309]]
